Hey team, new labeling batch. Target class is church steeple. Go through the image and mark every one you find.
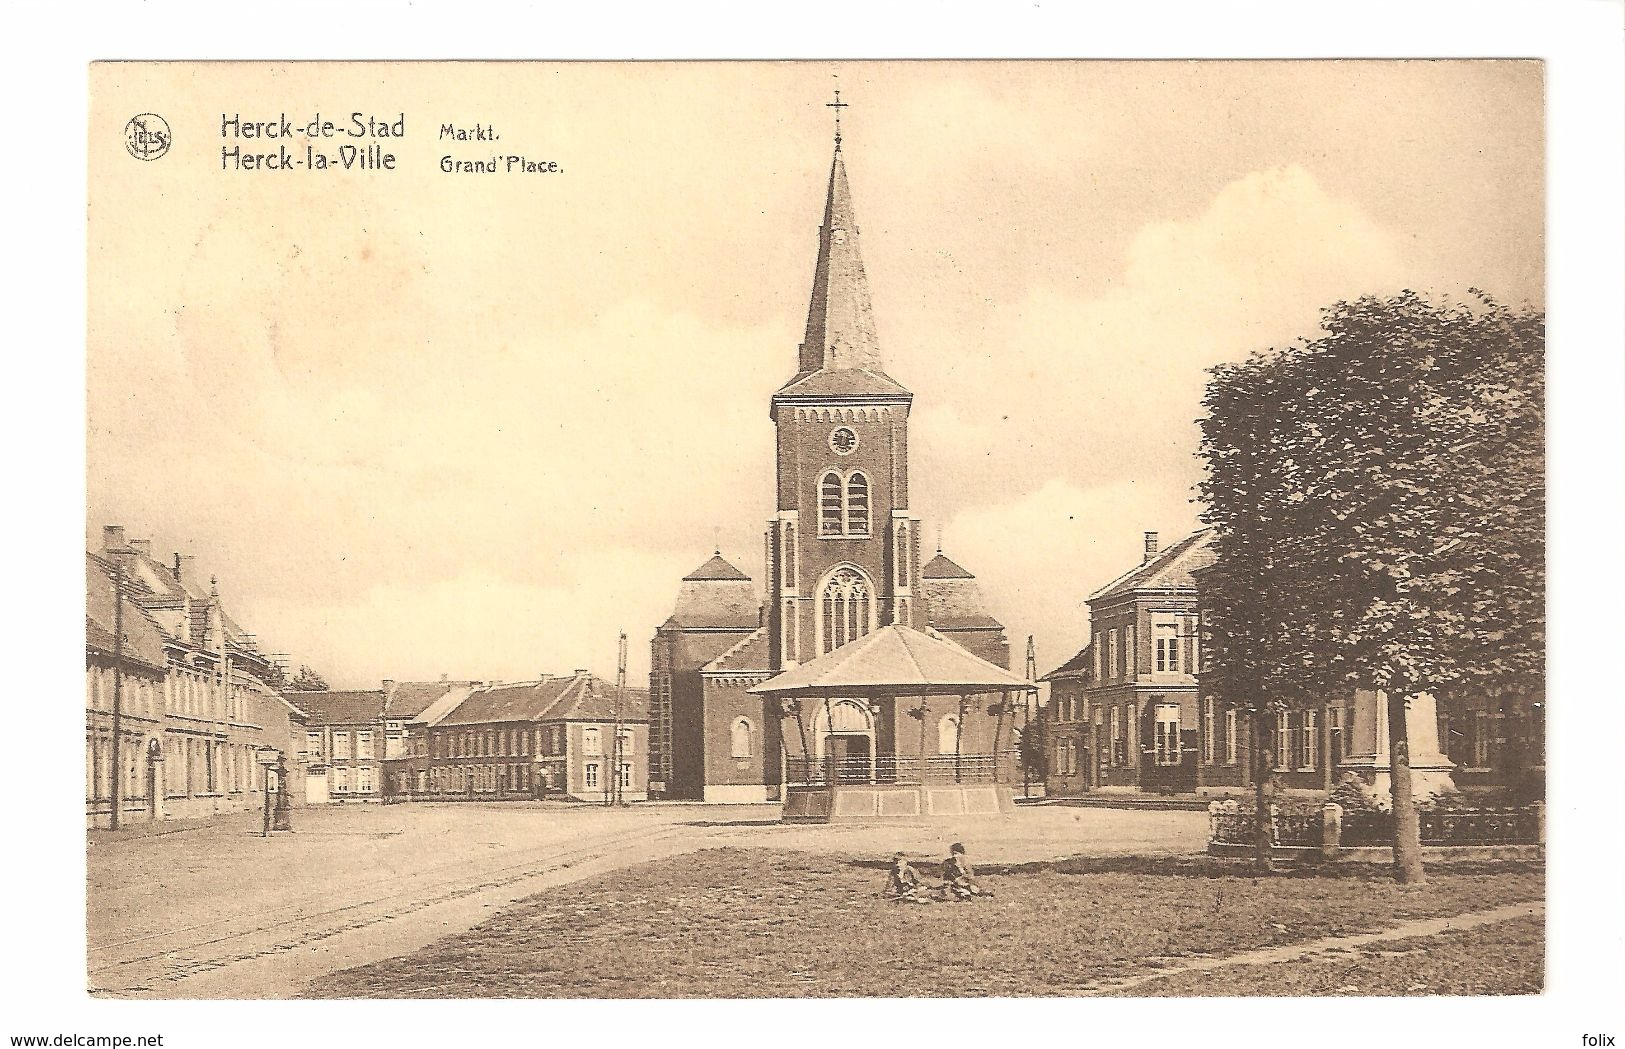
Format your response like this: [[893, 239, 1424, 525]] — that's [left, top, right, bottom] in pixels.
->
[[798, 146, 882, 374], [775, 112, 909, 402]]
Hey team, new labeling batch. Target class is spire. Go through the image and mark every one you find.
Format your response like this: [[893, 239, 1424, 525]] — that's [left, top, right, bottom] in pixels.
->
[[797, 143, 883, 374]]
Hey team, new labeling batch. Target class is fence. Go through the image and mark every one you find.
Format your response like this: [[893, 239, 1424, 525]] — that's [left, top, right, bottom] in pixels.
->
[[1209, 800, 1545, 850], [784, 752, 1004, 787]]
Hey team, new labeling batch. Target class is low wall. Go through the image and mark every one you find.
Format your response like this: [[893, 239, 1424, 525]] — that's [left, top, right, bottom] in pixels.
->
[[1206, 841, 1544, 864], [782, 782, 1016, 823]]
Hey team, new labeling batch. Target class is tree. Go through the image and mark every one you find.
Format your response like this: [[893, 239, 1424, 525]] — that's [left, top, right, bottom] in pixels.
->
[[1198, 291, 1544, 885], [285, 665, 329, 691]]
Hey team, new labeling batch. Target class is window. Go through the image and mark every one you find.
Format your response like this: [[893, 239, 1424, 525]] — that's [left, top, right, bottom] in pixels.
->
[[1275, 711, 1291, 770], [618, 762, 634, 789], [1105, 630, 1119, 681], [845, 472, 871, 536], [1472, 710, 1491, 768], [357, 731, 374, 759], [305, 731, 322, 756], [1154, 703, 1181, 767], [385, 732, 403, 759], [357, 766, 374, 793], [1154, 618, 1180, 673], [1299, 710, 1319, 770], [1327, 707, 1345, 766], [333, 732, 351, 759], [584, 762, 600, 789], [1109, 706, 1123, 767], [730, 718, 753, 759], [820, 566, 872, 653], [1202, 697, 1216, 765], [333, 767, 350, 793], [937, 714, 961, 755], [583, 727, 601, 756], [819, 471, 843, 536], [1224, 709, 1239, 765]]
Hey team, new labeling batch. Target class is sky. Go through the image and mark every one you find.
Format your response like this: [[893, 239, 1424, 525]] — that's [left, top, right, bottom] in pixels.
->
[[86, 61, 1544, 688]]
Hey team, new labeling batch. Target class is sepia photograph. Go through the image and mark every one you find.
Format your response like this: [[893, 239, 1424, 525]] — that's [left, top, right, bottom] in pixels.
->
[[0, 6, 1603, 1036]]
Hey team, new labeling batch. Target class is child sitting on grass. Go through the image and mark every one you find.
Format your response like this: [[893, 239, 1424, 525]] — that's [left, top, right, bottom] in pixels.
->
[[883, 852, 934, 904], [942, 842, 994, 901]]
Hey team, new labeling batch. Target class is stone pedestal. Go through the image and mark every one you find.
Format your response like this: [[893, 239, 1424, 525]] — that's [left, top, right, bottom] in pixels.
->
[[1339, 689, 1456, 805]]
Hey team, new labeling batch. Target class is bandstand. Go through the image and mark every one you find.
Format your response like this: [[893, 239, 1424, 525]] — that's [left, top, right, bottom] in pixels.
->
[[749, 625, 1035, 822]]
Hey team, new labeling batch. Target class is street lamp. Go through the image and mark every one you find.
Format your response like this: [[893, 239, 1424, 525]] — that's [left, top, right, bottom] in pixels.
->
[[254, 747, 280, 837]]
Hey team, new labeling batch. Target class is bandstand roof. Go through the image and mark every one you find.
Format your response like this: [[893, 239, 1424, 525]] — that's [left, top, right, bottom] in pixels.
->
[[747, 624, 1034, 697]]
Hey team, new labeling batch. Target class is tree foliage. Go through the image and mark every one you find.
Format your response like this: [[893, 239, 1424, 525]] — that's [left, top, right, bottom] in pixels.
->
[[1198, 290, 1543, 705], [285, 664, 330, 691], [1197, 290, 1544, 879]]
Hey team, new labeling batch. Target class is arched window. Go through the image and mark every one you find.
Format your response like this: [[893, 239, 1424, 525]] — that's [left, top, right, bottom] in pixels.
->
[[938, 714, 961, 755], [820, 567, 873, 653], [730, 718, 753, 759], [819, 471, 843, 536], [845, 472, 870, 536]]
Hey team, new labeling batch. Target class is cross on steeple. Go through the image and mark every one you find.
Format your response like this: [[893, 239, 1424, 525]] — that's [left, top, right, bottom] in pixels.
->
[[826, 88, 848, 150]]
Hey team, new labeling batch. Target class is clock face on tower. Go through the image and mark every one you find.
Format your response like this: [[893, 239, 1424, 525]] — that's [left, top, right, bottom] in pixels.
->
[[829, 426, 858, 455]]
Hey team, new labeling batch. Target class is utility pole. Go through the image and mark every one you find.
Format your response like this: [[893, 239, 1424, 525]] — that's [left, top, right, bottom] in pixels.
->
[[1024, 635, 1037, 800], [109, 561, 126, 830], [612, 632, 628, 807]]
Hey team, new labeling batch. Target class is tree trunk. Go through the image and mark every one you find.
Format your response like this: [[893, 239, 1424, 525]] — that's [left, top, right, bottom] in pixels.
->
[[1387, 690, 1427, 885], [1252, 711, 1275, 873], [954, 697, 967, 783], [992, 692, 1007, 784]]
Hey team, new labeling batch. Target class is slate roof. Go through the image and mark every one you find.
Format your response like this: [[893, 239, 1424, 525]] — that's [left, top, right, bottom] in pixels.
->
[[922, 552, 976, 580], [773, 145, 912, 403], [667, 554, 760, 631], [1088, 528, 1217, 602], [85, 554, 170, 673], [383, 679, 482, 719], [1041, 643, 1094, 683], [408, 684, 481, 727], [702, 626, 773, 674], [684, 554, 751, 582], [748, 625, 1031, 697], [287, 689, 387, 726], [922, 548, 1005, 633], [437, 674, 649, 727]]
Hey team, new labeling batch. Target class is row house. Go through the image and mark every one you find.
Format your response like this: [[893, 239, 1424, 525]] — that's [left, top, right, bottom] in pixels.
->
[[290, 689, 387, 803], [87, 528, 303, 828], [379, 678, 484, 798], [425, 672, 650, 802]]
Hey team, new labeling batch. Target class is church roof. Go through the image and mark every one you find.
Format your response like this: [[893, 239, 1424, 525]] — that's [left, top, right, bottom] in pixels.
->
[[667, 553, 760, 631], [683, 553, 751, 581], [747, 624, 1031, 697], [702, 626, 773, 675], [923, 552, 976, 579], [774, 143, 911, 403], [1088, 528, 1217, 603]]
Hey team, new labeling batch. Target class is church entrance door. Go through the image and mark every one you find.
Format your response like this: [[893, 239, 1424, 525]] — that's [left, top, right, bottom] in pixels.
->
[[825, 733, 874, 783]]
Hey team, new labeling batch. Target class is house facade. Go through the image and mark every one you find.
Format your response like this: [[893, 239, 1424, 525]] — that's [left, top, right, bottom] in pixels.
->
[[87, 528, 303, 828], [424, 673, 650, 802], [289, 689, 388, 803]]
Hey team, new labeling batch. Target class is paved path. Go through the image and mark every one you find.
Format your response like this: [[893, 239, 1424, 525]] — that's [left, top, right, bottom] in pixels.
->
[[85, 802, 1208, 998], [1078, 900, 1545, 995]]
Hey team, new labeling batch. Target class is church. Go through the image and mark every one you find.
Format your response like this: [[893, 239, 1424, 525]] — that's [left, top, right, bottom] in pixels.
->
[[649, 114, 1026, 807]]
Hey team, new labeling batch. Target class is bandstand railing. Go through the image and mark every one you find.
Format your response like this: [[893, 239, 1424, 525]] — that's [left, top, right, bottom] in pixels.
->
[[784, 753, 1008, 787]]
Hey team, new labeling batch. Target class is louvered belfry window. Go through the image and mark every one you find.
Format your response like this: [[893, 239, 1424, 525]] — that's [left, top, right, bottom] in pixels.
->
[[820, 472, 843, 536], [845, 472, 870, 536]]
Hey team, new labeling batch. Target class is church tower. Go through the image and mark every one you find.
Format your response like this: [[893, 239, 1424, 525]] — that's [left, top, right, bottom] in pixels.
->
[[764, 136, 924, 671]]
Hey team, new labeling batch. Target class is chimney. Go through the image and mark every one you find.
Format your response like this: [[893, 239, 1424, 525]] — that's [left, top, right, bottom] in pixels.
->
[[174, 553, 199, 585], [574, 668, 590, 676], [102, 525, 127, 552], [129, 538, 152, 560], [1143, 531, 1160, 563], [382, 679, 396, 693]]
